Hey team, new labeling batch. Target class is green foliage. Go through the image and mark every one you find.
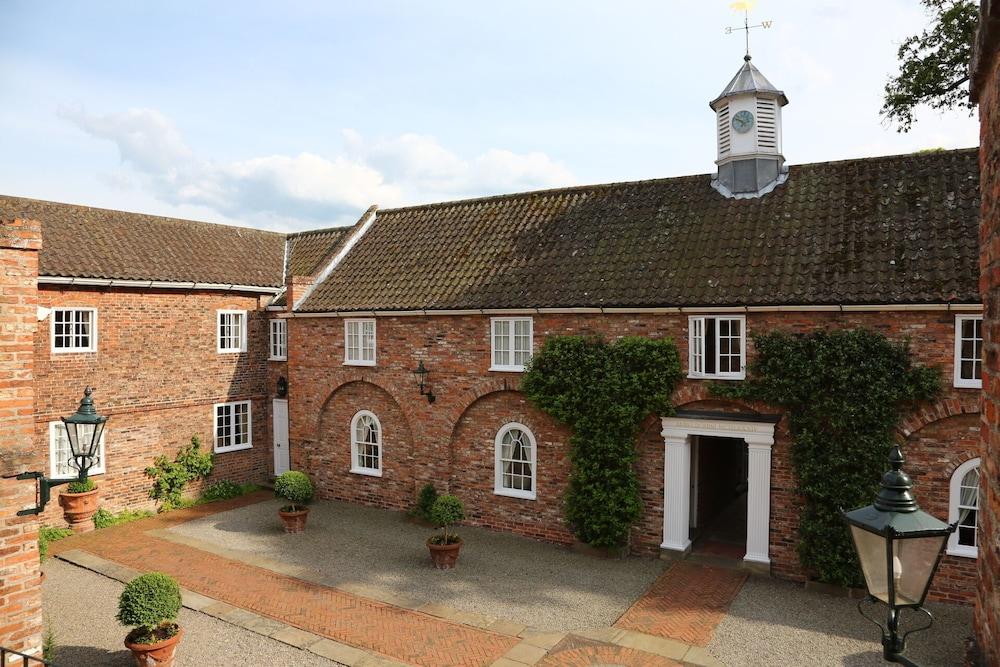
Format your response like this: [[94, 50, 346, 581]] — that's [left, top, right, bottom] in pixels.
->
[[522, 335, 683, 548], [429, 495, 465, 544], [413, 483, 439, 522], [201, 480, 260, 502], [274, 471, 314, 509], [42, 622, 56, 662], [66, 477, 95, 493], [38, 525, 74, 562], [117, 572, 181, 639], [713, 329, 940, 585], [93, 507, 154, 530], [882, 0, 978, 132], [145, 435, 214, 510]]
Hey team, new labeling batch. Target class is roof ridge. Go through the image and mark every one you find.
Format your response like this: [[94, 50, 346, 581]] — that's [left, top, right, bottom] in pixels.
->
[[0, 194, 286, 238], [375, 147, 979, 217], [286, 224, 354, 239]]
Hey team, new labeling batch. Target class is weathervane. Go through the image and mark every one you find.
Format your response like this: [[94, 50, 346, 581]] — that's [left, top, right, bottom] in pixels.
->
[[726, 1, 773, 59]]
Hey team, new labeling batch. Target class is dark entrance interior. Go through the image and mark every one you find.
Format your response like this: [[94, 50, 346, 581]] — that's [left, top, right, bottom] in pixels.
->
[[690, 435, 747, 559]]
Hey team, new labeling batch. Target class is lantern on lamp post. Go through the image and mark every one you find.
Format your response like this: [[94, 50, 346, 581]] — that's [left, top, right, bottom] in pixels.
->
[[842, 445, 955, 666], [17, 387, 108, 516]]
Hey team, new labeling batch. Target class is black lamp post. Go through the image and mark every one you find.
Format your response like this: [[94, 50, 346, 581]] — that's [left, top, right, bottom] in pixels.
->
[[843, 445, 955, 666], [17, 386, 108, 515], [411, 360, 435, 403]]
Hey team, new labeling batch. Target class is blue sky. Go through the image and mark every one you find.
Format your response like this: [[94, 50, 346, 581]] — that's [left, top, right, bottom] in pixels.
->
[[0, 1, 980, 231]]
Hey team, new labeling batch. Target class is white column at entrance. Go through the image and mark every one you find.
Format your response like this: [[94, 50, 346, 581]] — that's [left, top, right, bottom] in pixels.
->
[[661, 431, 692, 553], [744, 433, 774, 564]]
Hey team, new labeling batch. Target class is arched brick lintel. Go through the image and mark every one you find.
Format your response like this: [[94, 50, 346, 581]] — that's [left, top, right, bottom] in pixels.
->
[[313, 374, 412, 445], [898, 396, 981, 439]]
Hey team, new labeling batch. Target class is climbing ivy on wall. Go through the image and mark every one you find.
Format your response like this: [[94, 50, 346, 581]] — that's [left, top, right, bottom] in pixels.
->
[[522, 336, 683, 548], [712, 329, 940, 586]]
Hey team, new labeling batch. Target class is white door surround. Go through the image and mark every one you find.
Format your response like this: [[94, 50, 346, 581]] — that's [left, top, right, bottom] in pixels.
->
[[272, 399, 290, 476], [661, 414, 776, 565]]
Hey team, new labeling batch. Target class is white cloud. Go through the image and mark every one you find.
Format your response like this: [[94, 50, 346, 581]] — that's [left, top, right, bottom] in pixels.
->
[[63, 108, 575, 230]]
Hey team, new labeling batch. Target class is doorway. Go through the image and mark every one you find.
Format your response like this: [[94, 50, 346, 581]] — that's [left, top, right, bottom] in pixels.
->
[[272, 399, 289, 476], [690, 436, 747, 559]]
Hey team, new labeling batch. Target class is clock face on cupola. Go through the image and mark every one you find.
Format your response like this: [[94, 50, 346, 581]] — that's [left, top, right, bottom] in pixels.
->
[[731, 110, 755, 133], [709, 55, 789, 199]]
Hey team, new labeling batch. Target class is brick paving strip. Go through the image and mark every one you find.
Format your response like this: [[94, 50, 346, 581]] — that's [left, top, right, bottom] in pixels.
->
[[50, 493, 518, 667], [614, 561, 747, 647]]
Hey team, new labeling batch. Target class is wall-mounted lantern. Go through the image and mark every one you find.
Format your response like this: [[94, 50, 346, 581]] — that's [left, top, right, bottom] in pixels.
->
[[411, 360, 435, 403], [17, 387, 108, 515], [276, 376, 288, 398], [842, 445, 955, 666]]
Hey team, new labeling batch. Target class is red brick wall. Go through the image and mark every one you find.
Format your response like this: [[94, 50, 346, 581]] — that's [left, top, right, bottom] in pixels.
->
[[33, 286, 274, 522], [974, 7, 1000, 660], [287, 309, 979, 601], [0, 219, 43, 658]]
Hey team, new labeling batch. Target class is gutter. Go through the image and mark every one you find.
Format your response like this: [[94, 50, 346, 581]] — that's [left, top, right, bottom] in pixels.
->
[[38, 276, 282, 294]]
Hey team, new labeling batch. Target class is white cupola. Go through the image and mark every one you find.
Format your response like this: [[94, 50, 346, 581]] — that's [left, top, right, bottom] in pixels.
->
[[709, 55, 788, 198]]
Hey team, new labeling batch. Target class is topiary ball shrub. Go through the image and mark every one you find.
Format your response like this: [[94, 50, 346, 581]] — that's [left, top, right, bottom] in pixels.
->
[[117, 572, 181, 643], [274, 471, 314, 511], [429, 495, 464, 545]]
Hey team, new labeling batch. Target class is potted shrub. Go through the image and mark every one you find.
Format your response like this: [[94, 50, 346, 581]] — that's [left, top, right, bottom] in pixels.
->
[[118, 572, 183, 667], [58, 477, 99, 533], [427, 495, 465, 569], [274, 470, 314, 533]]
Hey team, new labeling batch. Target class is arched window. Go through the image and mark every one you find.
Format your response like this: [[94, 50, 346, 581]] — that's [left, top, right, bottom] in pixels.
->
[[494, 423, 536, 500], [947, 458, 980, 558], [350, 411, 382, 476]]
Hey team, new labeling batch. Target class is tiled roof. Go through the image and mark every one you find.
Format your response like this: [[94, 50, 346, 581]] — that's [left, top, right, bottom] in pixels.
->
[[298, 148, 980, 312], [286, 226, 353, 277], [0, 196, 286, 288]]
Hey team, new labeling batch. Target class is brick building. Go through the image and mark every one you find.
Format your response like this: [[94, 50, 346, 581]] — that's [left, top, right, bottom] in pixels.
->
[[971, 0, 1000, 662], [0, 53, 989, 663]]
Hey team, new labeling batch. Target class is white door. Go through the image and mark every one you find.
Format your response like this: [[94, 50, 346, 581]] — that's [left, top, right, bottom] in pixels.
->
[[272, 399, 289, 476]]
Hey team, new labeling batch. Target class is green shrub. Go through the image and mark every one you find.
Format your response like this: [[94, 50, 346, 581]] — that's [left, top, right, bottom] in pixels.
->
[[146, 435, 214, 510], [42, 623, 56, 662], [413, 483, 438, 521], [66, 477, 95, 494], [93, 507, 155, 530], [274, 471, 314, 510], [117, 572, 181, 642], [712, 328, 940, 586], [522, 335, 682, 548], [201, 480, 260, 502], [38, 526, 74, 562], [429, 495, 464, 544]]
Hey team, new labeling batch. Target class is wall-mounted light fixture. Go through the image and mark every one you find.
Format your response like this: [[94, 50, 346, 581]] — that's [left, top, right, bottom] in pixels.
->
[[411, 360, 436, 403]]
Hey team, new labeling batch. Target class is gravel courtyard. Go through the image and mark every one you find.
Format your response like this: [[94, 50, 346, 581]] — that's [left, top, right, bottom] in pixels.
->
[[710, 577, 973, 667], [42, 559, 340, 667], [168, 498, 667, 632]]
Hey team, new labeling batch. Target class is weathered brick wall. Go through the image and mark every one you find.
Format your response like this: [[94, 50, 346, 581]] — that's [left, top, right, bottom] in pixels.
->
[[288, 308, 979, 601], [0, 219, 43, 659], [973, 2, 1000, 658], [33, 286, 273, 522]]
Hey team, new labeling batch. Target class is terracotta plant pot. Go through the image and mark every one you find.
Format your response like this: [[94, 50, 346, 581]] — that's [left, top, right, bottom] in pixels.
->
[[58, 488, 99, 533], [124, 626, 183, 667], [278, 507, 309, 533], [427, 537, 462, 569]]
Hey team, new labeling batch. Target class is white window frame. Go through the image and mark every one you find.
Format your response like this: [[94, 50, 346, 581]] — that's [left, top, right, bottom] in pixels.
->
[[217, 310, 247, 354], [494, 422, 537, 500], [213, 400, 253, 453], [269, 318, 287, 361], [490, 317, 533, 372], [350, 410, 383, 477], [947, 457, 981, 558], [953, 315, 983, 389], [688, 315, 746, 380], [50, 307, 97, 353], [344, 318, 376, 366], [49, 420, 105, 479]]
